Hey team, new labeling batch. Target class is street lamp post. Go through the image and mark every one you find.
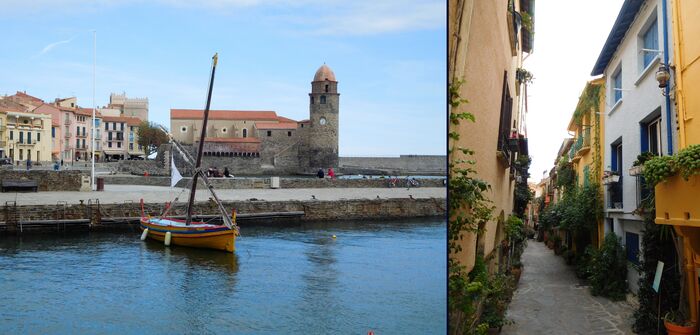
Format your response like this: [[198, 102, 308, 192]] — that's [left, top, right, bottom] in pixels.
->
[[91, 30, 96, 191]]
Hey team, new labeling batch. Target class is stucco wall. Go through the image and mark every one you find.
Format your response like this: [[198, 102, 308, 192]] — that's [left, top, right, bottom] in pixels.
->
[[601, 0, 674, 294], [449, 0, 523, 272]]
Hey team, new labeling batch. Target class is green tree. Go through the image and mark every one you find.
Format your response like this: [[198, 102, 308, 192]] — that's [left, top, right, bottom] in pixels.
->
[[136, 121, 169, 157]]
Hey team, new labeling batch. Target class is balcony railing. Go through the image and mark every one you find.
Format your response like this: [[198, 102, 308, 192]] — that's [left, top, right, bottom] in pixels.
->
[[607, 176, 623, 209]]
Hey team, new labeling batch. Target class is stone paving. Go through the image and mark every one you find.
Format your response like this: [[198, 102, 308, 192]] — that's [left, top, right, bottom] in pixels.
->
[[502, 241, 636, 335], [0, 185, 445, 205]]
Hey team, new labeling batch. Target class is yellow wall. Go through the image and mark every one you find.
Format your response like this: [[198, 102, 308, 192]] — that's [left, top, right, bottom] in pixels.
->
[[672, 0, 700, 148], [449, 0, 526, 271], [567, 79, 606, 247]]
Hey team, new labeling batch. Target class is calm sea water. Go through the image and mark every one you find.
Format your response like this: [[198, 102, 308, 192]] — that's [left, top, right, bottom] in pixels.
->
[[0, 218, 445, 334]]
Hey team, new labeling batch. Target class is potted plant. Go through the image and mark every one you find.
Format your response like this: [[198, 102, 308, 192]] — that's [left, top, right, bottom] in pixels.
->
[[511, 260, 523, 283], [664, 310, 696, 335], [630, 152, 654, 176]]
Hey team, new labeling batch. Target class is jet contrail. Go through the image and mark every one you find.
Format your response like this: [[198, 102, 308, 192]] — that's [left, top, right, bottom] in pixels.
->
[[37, 36, 76, 57]]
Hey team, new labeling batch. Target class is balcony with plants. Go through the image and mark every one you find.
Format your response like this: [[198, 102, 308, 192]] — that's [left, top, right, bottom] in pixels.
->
[[644, 145, 700, 227]]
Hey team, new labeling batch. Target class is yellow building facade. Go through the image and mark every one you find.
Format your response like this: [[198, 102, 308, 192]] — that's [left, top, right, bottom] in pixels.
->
[[654, 0, 700, 323], [566, 79, 606, 247], [449, 0, 534, 272]]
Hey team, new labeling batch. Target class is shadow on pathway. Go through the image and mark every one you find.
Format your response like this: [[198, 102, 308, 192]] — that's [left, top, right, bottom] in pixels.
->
[[502, 241, 635, 335]]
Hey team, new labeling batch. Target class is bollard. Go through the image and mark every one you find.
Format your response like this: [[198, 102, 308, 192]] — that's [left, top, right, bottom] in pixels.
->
[[140, 228, 149, 241], [164, 231, 172, 246]]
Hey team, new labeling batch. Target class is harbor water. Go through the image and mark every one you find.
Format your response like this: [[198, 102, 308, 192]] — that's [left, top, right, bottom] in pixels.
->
[[0, 218, 445, 334]]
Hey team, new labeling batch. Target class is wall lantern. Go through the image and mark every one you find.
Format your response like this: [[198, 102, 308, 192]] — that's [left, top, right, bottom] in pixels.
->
[[656, 64, 671, 88]]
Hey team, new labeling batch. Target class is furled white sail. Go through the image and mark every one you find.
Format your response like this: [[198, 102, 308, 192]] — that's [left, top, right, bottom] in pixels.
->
[[171, 158, 183, 187]]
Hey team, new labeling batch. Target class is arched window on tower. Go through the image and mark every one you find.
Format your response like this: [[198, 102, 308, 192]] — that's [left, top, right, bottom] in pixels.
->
[[242, 128, 248, 138], [310, 96, 314, 104], [320, 95, 326, 104], [324, 84, 329, 92]]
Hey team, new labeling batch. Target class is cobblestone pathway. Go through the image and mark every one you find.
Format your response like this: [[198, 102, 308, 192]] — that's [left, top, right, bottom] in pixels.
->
[[502, 241, 636, 335]]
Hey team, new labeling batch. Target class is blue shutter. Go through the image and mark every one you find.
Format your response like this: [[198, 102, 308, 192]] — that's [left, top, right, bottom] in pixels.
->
[[626, 232, 640, 265]]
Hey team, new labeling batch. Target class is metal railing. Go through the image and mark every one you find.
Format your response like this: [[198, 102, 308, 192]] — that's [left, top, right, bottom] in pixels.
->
[[607, 176, 623, 209]]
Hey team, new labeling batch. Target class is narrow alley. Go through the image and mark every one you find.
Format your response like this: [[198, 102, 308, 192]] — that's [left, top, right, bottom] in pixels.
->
[[502, 241, 636, 335]]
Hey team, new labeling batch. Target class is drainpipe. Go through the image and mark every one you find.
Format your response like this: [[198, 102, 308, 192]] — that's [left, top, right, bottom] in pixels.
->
[[663, 0, 673, 155]]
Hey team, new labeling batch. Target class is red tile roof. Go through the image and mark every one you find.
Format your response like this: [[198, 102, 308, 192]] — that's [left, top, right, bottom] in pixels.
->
[[76, 107, 98, 116], [255, 122, 298, 130], [102, 115, 142, 126], [12, 91, 44, 104], [171, 109, 280, 121], [196, 137, 261, 143], [276, 116, 298, 123]]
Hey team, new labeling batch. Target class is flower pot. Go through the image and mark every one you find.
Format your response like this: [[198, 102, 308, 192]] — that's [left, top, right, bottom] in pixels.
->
[[511, 267, 522, 283], [664, 320, 696, 335]]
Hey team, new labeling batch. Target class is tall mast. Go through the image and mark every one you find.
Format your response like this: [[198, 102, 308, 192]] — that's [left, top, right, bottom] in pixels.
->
[[185, 53, 218, 225]]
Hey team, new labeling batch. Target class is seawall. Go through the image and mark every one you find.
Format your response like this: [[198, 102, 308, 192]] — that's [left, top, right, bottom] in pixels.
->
[[103, 175, 446, 188], [0, 197, 446, 233]]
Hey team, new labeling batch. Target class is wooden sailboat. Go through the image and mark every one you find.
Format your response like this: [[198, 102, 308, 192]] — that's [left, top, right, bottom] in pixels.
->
[[140, 53, 239, 252]]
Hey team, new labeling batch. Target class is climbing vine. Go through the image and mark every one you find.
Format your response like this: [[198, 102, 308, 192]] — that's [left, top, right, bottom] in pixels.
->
[[448, 80, 495, 334]]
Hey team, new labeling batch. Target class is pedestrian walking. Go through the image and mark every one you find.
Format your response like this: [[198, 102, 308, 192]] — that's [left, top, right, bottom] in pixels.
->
[[316, 168, 324, 178], [26, 158, 31, 171], [60, 159, 64, 166], [327, 167, 335, 179]]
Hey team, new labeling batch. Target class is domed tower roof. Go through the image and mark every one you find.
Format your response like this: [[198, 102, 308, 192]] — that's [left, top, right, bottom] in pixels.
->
[[313, 64, 336, 82]]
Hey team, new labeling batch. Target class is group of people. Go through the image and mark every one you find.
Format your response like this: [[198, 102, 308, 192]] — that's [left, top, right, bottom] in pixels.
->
[[206, 166, 234, 178], [316, 167, 335, 179]]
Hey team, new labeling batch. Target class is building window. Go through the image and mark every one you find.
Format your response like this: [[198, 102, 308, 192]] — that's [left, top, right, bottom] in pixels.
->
[[301, 124, 304, 128], [583, 165, 590, 187], [222, 127, 227, 133], [27, 132, 31, 144], [267, 131, 272, 137], [19, 149, 22, 160], [10, 131, 13, 140], [647, 117, 662, 156], [288, 131, 292, 137], [612, 67, 622, 103], [37, 132, 40, 142], [320, 95, 326, 104], [83, 127, 86, 136], [108, 142, 112, 148], [129, 143, 133, 150], [120, 123, 124, 131], [76, 139, 80, 148], [181, 126, 187, 133], [625, 232, 640, 265], [641, 18, 659, 69], [497, 71, 513, 154], [82, 139, 85, 148], [105, 123, 108, 130], [117, 142, 121, 148], [310, 96, 314, 104], [325, 84, 329, 92], [52, 128, 55, 138], [108, 132, 113, 141], [242, 129, 248, 138], [19, 132, 23, 144]]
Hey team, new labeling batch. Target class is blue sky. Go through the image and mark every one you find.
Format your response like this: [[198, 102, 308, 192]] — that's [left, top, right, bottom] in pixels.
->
[[1, 0, 445, 156]]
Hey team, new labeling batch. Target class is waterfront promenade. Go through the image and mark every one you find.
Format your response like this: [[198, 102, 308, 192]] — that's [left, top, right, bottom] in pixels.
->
[[0, 185, 445, 206]]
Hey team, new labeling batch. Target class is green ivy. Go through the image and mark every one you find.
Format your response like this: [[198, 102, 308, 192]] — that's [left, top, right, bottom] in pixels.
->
[[556, 157, 576, 193]]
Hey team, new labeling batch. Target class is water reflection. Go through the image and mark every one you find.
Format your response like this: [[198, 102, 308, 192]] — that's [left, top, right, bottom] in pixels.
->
[[298, 234, 342, 333]]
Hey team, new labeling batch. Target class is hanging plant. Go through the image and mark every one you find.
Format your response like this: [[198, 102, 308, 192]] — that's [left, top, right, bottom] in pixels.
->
[[516, 68, 534, 85]]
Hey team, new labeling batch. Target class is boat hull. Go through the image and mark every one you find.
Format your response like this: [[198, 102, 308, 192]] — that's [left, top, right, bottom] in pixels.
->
[[140, 218, 236, 252]]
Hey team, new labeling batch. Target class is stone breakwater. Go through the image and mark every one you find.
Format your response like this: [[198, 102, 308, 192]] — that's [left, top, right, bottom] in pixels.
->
[[0, 170, 87, 192], [103, 175, 446, 189], [0, 198, 446, 233]]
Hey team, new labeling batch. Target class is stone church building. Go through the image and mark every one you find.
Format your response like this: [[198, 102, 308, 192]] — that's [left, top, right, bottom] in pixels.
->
[[171, 64, 339, 175]]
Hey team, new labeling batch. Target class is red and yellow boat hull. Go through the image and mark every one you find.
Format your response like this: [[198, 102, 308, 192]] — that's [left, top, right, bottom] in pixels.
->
[[140, 217, 237, 252]]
